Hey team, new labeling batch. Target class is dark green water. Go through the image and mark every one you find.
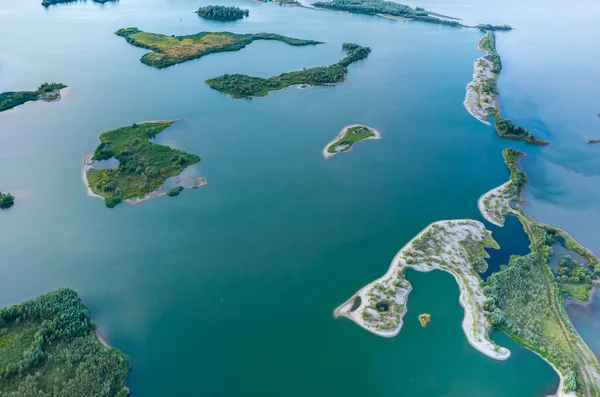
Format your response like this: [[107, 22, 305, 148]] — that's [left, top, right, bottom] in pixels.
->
[[0, 0, 566, 395]]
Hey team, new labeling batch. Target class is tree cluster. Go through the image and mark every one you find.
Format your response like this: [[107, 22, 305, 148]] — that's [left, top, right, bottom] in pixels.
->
[[196, 5, 249, 21]]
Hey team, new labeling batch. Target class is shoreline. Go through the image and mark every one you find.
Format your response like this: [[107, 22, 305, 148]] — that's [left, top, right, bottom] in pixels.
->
[[463, 32, 495, 125], [477, 181, 512, 227], [334, 220, 510, 360], [322, 124, 381, 159]]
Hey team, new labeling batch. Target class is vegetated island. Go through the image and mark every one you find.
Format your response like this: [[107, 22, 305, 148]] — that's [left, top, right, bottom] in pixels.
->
[[0, 192, 15, 209], [205, 42, 371, 98], [42, 0, 115, 7], [0, 288, 130, 397], [322, 124, 380, 159], [464, 29, 548, 145], [256, 0, 301, 5], [83, 121, 205, 208], [418, 313, 431, 327], [311, 0, 464, 27], [587, 139, 600, 144], [334, 219, 511, 360], [0, 83, 67, 113], [479, 149, 600, 396], [196, 5, 249, 21], [115, 28, 322, 69]]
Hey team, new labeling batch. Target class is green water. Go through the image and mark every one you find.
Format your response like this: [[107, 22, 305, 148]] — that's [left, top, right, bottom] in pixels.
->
[[0, 0, 560, 395]]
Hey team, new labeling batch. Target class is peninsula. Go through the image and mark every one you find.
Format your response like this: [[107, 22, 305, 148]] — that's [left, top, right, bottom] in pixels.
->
[[0, 288, 130, 397], [479, 149, 600, 396], [0, 192, 15, 209], [196, 5, 249, 21], [312, 0, 463, 27], [322, 124, 380, 158], [83, 121, 202, 208], [464, 30, 548, 145], [334, 219, 510, 360], [115, 28, 322, 69], [0, 82, 66, 113], [205, 42, 371, 98]]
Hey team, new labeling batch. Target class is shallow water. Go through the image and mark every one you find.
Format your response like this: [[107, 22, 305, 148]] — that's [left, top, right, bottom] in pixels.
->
[[0, 0, 589, 395]]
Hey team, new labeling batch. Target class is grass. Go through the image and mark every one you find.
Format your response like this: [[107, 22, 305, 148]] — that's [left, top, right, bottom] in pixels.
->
[[206, 42, 371, 98], [0, 288, 130, 397], [86, 121, 200, 208], [115, 28, 322, 69], [327, 125, 375, 153]]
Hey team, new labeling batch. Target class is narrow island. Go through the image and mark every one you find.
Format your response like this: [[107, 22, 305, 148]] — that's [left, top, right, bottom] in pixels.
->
[[0, 288, 130, 396], [115, 28, 322, 69], [333, 219, 511, 360], [479, 149, 600, 396], [587, 139, 600, 144], [257, 0, 300, 5], [42, 0, 115, 7], [205, 42, 371, 98], [0, 192, 15, 209], [196, 5, 249, 21], [418, 313, 431, 327], [464, 29, 548, 145], [0, 82, 67, 113], [83, 121, 204, 208], [312, 0, 463, 26], [322, 124, 380, 159]]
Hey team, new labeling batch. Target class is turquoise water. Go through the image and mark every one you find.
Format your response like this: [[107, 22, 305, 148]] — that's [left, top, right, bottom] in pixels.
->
[[0, 0, 583, 395]]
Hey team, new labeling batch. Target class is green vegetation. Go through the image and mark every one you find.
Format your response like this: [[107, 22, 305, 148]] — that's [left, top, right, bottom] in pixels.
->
[[502, 148, 526, 197], [418, 313, 431, 327], [0, 83, 66, 113], [312, 0, 463, 27], [494, 115, 549, 145], [327, 125, 375, 154], [205, 43, 371, 98], [196, 5, 249, 21], [0, 192, 15, 209], [0, 288, 130, 397], [167, 186, 184, 196], [86, 121, 200, 208], [115, 28, 322, 69], [478, 30, 501, 74], [476, 23, 512, 31]]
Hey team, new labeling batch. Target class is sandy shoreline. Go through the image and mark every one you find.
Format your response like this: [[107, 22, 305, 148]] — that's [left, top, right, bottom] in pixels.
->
[[463, 33, 496, 125], [334, 220, 510, 360], [322, 124, 381, 159], [477, 181, 512, 227], [81, 151, 104, 201]]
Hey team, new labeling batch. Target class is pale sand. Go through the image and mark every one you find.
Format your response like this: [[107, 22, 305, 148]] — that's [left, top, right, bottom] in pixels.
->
[[322, 124, 381, 159], [81, 151, 104, 201], [334, 220, 510, 360], [477, 181, 513, 227], [463, 33, 496, 125]]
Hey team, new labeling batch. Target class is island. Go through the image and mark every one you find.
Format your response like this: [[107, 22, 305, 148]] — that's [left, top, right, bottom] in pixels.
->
[[83, 121, 204, 208], [322, 124, 380, 159], [464, 29, 548, 145], [0, 82, 67, 113], [115, 28, 322, 69], [418, 313, 431, 327], [205, 42, 371, 98], [587, 139, 600, 144], [0, 192, 15, 209], [42, 0, 115, 7], [333, 219, 511, 360], [196, 5, 249, 21], [0, 288, 130, 396], [312, 0, 463, 27], [257, 0, 301, 4], [479, 149, 600, 396]]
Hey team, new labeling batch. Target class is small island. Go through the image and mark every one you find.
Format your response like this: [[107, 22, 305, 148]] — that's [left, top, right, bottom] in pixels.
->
[[312, 0, 463, 27], [115, 28, 322, 69], [205, 42, 371, 98], [0, 192, 15, 209], [418, 313, 431, 327], [333, 219, 510, 360], [196, 5, 249, 21], [464, 30, 548, 145], [0, 82, 67, 113], [322, 124, 380, 159], [83, 121, 204, 208], [587, 139, 600, 144], [0, 288, 130, 396]]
